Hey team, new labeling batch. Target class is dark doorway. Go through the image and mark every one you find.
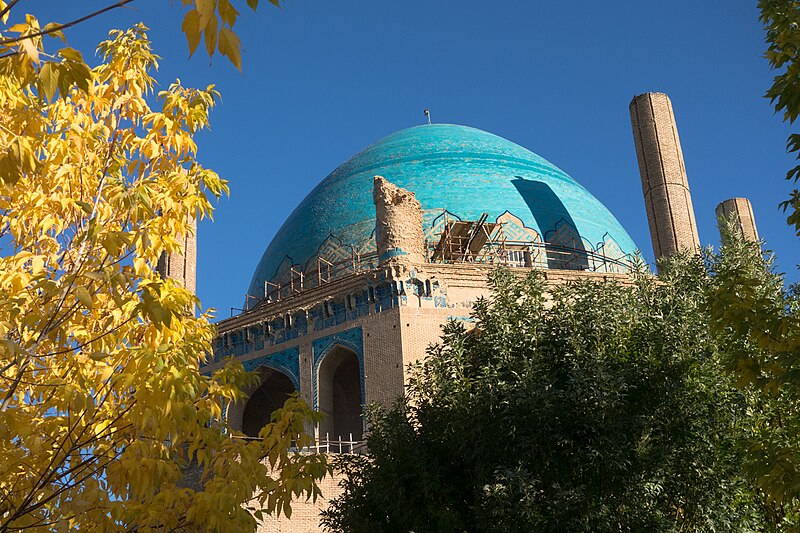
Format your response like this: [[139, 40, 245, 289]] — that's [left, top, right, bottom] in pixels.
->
[[241, 367, 296, 438], [318, 346, 363, 442]]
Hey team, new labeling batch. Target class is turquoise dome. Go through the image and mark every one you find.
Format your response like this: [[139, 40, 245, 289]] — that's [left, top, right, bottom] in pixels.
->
[[247, 124, 637, 300]]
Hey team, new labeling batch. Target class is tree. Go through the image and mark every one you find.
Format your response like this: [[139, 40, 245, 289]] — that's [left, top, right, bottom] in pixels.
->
[[0, 19, 326, 533], [0, 0, 281, 70], [322, 261, 771, 532], [690, 1, 800, 516], [760, 0, 800, 234], [707, 220, 800, 523]]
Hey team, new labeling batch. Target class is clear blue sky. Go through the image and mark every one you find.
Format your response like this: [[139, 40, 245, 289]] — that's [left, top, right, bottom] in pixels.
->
[[20, 1, 800, 318]]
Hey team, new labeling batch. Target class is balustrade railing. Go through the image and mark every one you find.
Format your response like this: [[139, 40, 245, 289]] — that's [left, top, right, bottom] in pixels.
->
[[237, 240, 632, 313]]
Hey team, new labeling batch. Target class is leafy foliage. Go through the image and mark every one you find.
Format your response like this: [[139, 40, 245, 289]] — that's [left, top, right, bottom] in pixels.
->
[[323, 260, 771, 532], [707, 221, 800, 523], [0, 0, 281, 73], [760, 0, 800, 234], [0, 21, 326, 532], [179, 0, 283, 70]]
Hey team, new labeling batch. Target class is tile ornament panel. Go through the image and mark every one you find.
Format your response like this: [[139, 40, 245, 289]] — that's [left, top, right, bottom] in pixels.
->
[[241, 346, 300, 390], [311, 326, 364, 411]]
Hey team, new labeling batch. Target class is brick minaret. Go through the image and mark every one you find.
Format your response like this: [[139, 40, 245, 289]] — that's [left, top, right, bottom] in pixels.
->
[[629, 92, 700, 263], [373, 176, 424, 265], [716, 197, 759, 244], [156, 216, 197, 294]]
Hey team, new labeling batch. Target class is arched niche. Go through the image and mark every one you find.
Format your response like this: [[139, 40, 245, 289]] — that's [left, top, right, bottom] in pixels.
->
[[227, 366, 296, 438], [317, 345, 363, 442]]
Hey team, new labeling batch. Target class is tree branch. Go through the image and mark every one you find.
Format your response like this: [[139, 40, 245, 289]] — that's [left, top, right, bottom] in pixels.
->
[[0, 0, 21, 22], [0, 0, 136, 47]]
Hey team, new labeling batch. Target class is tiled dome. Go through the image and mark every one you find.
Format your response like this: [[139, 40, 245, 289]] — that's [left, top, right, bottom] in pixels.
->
[[247, 124, 637, 301]]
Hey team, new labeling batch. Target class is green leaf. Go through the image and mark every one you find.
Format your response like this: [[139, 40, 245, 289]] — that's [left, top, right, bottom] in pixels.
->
[[247, 0, 259, 10], [74, 200, 93, 214]]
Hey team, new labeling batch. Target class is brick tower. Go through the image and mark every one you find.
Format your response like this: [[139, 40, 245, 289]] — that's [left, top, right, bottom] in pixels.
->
[[629, 92, 700, 263], [156, 216, 197, 294], [716, 197, 759, 244]]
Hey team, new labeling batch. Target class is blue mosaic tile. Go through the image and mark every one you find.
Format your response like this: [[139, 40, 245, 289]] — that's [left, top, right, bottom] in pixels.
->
[[241, 346, 300, 389], [245, 124, 638, 304]]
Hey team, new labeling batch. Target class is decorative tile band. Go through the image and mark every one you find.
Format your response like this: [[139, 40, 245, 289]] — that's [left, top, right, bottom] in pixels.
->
[[241, 346, 300, 390]]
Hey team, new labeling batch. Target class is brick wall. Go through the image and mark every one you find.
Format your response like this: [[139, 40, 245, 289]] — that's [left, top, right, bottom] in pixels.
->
[[208, 261, 639, 532], [256, 463, 346, 532]]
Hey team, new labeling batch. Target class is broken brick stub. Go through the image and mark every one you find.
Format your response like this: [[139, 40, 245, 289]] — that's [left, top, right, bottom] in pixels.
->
[[373, 175, 424, 265]]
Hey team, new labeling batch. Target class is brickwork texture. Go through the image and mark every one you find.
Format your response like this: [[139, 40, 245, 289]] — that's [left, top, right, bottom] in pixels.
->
[[373, 175, 425, 265], [716, 197, 759, 244], [156, 215, 197, 294], [630, 92, 700, 261]]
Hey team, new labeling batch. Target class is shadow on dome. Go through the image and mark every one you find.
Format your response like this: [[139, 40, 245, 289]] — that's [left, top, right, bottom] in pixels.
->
[[511, 176, 589, 270]]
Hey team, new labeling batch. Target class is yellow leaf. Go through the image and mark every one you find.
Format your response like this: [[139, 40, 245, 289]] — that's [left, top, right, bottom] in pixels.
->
[[181, 9, 201, 57], [30, 255, 44, 275], [75, 286, 93, 308], [99, 365, 114, 383], [58, 47, 83, 62], [88, 351, 109, 361], [21, 38, 39, 65], [42, 23, 66, 42], [196, 0, 215, 30], [0, 25, 326, 530], [217, 28, 241, 70], [39, 62, 60, 101], [94, 419, 110, 436], [204, 13, 218, 58], [218, 0, 239, 27]]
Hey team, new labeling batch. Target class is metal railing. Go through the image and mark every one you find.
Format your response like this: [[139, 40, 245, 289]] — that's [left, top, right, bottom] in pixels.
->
[[245, 251, 380, 310], [231, 433, 367, 455], [425, 237, 633, 273], [307, 433, 367, 455], [238, 238, 632, 313]]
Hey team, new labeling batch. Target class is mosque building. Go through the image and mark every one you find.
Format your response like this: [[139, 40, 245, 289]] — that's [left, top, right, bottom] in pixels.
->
[[163, 92, 759, 531]]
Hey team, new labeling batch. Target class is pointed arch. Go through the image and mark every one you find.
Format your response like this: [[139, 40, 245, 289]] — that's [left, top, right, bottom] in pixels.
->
[[316, 345, 364, 442], [227, 365, 297, 438]]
